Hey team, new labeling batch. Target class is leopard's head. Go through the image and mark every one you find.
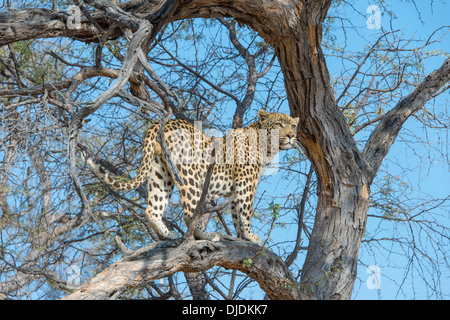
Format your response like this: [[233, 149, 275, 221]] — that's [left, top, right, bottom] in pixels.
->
[[257, 109, 299, 150]]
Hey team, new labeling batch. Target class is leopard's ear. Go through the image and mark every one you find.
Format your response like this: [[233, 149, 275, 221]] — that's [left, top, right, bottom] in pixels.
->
[[257, 109, 270, 121], [294, 117, 299, 125]]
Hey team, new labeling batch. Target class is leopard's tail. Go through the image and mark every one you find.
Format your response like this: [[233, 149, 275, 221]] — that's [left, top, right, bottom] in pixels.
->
[[82, 126, 158, 192]]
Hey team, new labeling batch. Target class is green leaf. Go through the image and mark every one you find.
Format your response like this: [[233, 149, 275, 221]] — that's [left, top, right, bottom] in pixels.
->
[[242, 258, 253, 268]]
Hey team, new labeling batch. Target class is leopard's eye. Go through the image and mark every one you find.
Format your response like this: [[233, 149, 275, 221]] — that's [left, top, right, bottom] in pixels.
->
[[291, 124, 297, 130], [275, 122, 283, 127]]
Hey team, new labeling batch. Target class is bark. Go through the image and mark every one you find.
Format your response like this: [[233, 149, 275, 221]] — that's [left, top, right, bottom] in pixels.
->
[[63, 239, 300, 300]]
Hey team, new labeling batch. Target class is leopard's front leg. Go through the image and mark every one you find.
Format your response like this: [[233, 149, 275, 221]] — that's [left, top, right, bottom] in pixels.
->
[[231, 177, 261, 244]]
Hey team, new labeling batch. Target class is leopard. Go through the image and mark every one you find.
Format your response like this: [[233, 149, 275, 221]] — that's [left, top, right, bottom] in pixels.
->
[[82, 109, 299, 244]]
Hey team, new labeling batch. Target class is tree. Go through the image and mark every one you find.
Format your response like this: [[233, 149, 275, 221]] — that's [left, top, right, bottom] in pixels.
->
[[0, 0, 448, 300]]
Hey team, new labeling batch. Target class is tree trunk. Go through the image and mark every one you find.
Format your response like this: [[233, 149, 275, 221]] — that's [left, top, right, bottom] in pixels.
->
[[299, 185, 370, 299], [275, 31, 370, 298]]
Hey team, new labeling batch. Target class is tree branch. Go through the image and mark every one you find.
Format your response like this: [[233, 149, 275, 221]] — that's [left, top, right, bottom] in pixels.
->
[[0, 8, 110, 45], [62, 239, 300, 300], [0, 66, 119, 98], [362, 58, 450, 184]]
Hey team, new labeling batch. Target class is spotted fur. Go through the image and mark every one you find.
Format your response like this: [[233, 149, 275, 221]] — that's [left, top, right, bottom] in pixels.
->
[[84, 109, 299, 243]]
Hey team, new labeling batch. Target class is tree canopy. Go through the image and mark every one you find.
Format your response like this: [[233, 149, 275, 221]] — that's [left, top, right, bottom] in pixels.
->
[[0, 0, 449, 300]]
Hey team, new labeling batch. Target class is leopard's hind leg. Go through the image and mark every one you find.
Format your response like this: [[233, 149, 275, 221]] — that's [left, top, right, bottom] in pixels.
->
[[145, 156, 178, 240]]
